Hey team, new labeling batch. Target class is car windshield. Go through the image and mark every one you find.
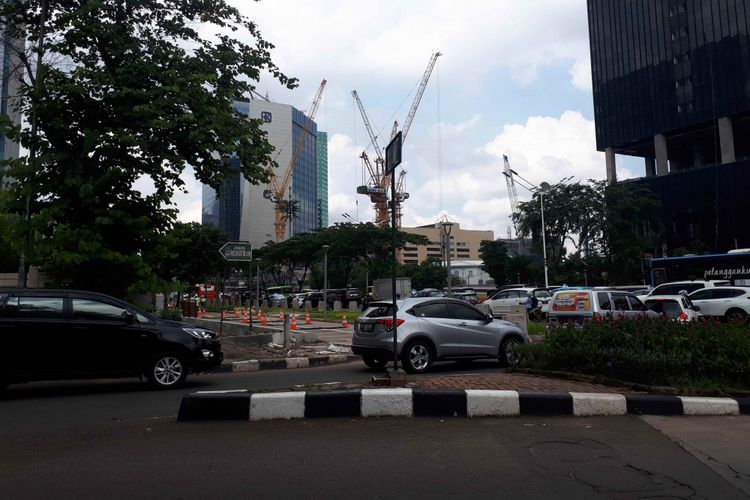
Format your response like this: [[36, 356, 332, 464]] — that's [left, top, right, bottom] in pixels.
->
[[645, 300, 682, 319]]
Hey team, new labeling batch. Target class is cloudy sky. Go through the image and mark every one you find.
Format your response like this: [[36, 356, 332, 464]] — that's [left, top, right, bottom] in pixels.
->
[[175, 0, 640, 238]]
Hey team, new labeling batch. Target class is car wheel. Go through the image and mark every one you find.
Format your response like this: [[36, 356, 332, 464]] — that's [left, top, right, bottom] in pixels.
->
[[401, 340, 434, 374], [146, 352, 188, 389], [725, 309, 748, 324], [499, 337, 523, 367], [362, 356, 388, 370]]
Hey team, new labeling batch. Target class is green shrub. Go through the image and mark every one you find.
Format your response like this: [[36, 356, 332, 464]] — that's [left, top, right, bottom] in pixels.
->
[[513, 318, 750, 390], [159, 307, 183, 321]]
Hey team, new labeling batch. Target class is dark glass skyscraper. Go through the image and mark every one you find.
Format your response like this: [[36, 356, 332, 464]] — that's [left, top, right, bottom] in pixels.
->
[[588, 0, 750, 252]]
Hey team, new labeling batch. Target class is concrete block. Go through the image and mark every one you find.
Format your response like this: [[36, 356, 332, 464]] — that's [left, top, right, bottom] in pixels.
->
[[296, 357, 310, 368], [679, 396, 739, 416], [285, 358, 299, 369], [250, 392, 306, 421], [571, 393, 627, 416], [304, 301, 312, 310], [328, 354, 348, 364], [361, 389, 413, 417], [231, 360, 259, 372], [333, 300, 342, 311], [348, 302, 359, 312], [466, 390, 520, 417]]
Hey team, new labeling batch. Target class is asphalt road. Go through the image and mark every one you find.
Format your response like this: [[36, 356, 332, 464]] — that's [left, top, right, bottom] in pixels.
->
[[0, 358, 505, 433], [2, 416, 748, 499]]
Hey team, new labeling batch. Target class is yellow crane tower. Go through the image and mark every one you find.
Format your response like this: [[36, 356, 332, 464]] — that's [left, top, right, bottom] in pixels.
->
[[263, 79, 327, 242], [354, 51, 441, 227]]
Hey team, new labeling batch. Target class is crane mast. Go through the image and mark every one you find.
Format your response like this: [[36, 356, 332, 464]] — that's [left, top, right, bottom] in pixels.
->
[[264, 79, 327, 242], [501, 154, 520, 237]]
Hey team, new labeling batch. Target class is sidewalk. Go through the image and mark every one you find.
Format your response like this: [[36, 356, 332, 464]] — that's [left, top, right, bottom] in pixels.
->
[[411, 372, 642, 394]]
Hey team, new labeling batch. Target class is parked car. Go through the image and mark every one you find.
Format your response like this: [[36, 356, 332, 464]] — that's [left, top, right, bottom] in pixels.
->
[[344, 288, 362, 306], [351, 297, 529, 373], [414, 288, 446, 298], [636, 280, 730, 302], [547, 289, 658, 327], [453, 291, 479, 305], [485, 287, 551, 317], [0, 288, 223, 390], [644, 295, 703, 322], [266, 293, 286, 306], [687, 286, 750, 323]]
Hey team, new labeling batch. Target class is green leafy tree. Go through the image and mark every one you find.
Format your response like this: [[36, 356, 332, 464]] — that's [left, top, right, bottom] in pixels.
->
[[402, 258, 448, 290], [0, 0, 296, 298], [478, 239, 509, 285]]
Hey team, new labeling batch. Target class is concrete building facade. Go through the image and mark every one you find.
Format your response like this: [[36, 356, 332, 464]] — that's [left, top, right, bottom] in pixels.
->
[[201, 100, 327, 248], [399, 223, 494, 265], [0, 22, 23, 191], [449, 260, 495, 287], [588, 0, 750, 252]]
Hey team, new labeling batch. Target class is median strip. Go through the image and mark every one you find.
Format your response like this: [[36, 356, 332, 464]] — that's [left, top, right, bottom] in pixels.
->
[[177, 389, 750, 421]]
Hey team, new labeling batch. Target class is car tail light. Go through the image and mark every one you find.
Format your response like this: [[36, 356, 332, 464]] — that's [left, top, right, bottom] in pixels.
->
[[376, 318, 405, 331], [679, 313, 687, 320]]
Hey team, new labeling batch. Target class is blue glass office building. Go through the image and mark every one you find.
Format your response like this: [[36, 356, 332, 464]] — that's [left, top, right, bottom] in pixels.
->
[[201, 100, 324, 247], [316, 131, 329, 228]]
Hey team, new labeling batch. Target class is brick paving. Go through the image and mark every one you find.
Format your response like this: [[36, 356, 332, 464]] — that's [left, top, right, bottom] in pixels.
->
[[413, 372, 641, 394]]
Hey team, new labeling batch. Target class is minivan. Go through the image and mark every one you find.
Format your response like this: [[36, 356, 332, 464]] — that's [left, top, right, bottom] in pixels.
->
[[0, 289, 223, 390], [547, 289, 658, 327]]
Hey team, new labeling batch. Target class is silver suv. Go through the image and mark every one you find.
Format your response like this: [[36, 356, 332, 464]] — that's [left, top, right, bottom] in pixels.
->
[[352, 298, 529, 373]]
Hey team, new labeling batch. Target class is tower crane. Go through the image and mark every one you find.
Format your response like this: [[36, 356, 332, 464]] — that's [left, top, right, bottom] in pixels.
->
[[501, 155, 520, 238], [263, 79, 327, 242], [353, 51, 442, 227]]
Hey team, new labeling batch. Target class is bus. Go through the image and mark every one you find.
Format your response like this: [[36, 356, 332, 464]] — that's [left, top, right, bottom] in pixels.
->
[[649, 252, 750, 286]]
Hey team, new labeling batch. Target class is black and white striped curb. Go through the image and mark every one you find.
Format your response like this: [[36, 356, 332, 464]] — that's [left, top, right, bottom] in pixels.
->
[[216, 354, 358, 373], [177, 389, 750, 421]]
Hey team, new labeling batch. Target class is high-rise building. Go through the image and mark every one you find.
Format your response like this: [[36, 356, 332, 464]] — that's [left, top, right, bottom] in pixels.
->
[[0, 21, 23, 191], [587, 0, 750, 252], [201, 100, 322, 248], [316, 131, 328, 229]]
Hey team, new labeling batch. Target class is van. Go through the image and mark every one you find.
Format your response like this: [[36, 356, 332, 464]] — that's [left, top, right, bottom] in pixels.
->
[[548, 289, 658, 327]]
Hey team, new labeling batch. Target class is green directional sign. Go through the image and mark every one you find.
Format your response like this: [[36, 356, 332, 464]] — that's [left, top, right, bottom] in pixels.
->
[[218, 241, 252, 262]]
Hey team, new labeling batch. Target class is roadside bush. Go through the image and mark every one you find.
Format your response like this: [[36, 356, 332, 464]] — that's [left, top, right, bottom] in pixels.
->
[[513, 318, 750, 390], [159, 307, 183, 321]]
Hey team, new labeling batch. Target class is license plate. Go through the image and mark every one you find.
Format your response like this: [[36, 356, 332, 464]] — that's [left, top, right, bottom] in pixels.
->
[[359, 322, 374, 332]]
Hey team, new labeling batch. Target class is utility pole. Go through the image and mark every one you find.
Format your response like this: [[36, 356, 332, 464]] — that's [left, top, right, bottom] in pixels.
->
[[17, 0, 49, 288]]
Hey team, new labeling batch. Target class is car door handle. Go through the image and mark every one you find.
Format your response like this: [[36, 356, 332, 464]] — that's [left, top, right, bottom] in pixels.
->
[[458, 322, 468, 326]]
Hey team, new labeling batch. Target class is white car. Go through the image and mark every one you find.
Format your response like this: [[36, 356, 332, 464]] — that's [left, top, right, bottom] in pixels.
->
[[637, 280, 730, 302], [485, 287, 551, 317], [688, 286, 750, 323], [644, 295, 702, 322]]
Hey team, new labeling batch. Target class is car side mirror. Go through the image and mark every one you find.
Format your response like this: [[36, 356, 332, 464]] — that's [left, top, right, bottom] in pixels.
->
[[486, 313, 493, 323], [122, 311, 134, 324]]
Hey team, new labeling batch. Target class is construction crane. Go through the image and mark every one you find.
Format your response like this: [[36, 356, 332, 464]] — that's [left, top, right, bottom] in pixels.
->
[[354, 51, 442, 227], [501, 155, 520, 237], [263, 79, 327, 242]]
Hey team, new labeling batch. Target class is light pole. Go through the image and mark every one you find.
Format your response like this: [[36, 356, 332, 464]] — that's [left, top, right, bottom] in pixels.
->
[[539, 182, 551, 288], [440, 221, 454, 296], [322, 244, 330, 316], [254, 258, 261, 309]]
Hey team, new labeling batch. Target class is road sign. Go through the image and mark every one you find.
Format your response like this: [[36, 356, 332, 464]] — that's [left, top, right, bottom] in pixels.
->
[[218, 241, 252, 262], [385, 131, 402, 175]]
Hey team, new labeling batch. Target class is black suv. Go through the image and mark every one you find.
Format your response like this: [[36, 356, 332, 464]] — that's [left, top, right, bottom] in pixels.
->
[[0, 288, 223, 390]]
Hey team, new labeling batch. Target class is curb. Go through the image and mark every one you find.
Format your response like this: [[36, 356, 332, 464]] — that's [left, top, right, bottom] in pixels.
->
[[177, 389, 750, 421], [216, 354, 358, 373]]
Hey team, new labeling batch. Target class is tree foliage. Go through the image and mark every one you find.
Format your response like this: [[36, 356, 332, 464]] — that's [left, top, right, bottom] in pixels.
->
[[479, 239, 509, 285], [512, 180, 663, 285], [401, 257, 448, 290], [0, 0, 296, 298]]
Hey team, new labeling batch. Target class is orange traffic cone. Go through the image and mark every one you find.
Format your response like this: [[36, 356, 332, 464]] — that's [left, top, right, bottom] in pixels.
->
[[256, 309, 262, 321], [234, 307, 240, 318], [279, 310, 284, 322], [305, 311, 312, 325], [341, 313, 349, 327], [291, 313, 298, 330], [241, 311, 249, 324], [261, 313, 267, 327]]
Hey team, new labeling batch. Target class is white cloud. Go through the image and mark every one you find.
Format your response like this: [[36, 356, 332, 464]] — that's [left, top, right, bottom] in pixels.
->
[[570, 57, 593, 91]]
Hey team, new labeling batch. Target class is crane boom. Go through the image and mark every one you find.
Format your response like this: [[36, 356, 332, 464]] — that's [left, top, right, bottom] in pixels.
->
[[267, 79, 327, 242], [401, 51, 441, 142], [351, 90, 384, 161]]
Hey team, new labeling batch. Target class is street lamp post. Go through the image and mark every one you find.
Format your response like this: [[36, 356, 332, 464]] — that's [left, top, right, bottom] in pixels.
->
[[322, 245, 330, 316], [440, 221, 454, 296], [538, 182, 551, 288], [254, 258, 261, 310]]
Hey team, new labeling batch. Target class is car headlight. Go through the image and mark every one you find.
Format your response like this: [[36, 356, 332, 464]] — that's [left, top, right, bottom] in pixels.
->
[[183, 328, 214, 339]]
